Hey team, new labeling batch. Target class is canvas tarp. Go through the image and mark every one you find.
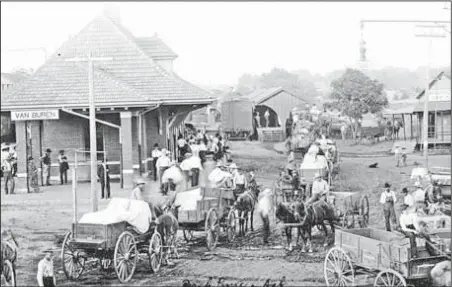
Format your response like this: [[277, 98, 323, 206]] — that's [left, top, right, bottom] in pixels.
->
[[79, 198, 152, 233]]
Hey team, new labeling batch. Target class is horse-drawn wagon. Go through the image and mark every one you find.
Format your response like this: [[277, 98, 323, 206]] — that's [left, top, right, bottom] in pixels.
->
[[324, 228, 451, 286], [1, 230, 18, 287], [174, 185, 237, 250], [61, 198, 164, 284]]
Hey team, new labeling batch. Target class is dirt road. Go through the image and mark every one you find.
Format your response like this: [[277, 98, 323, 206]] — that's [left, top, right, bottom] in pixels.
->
[[1, 141, 450, 286]]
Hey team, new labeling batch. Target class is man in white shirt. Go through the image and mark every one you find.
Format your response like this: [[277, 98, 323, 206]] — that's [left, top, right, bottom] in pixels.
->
[[37, 249, 56, 287], [413, 181, 426, 213], [380, 182, 397, 231], [151, 143, 162, 182], [264, 109, 270, 127], [399, 205, 420, 258], [401, 187, 415, 213], [156, 149, 171, 194], [231, 164, 247, 200], [307, 172, 330, 205], [2, 156, 14, 195]]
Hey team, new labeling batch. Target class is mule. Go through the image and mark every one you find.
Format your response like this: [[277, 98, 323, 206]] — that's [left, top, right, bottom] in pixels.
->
[[275, 202, 303, 251], [154, 212, 179, 265], [295, 200, 335, 250], [430, 260, 451, 287]]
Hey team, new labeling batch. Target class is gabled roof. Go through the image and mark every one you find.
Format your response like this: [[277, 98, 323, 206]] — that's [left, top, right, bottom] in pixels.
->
[[416, 71, 451, 99], [135, 35, 178, 59], [245, 87, 309, 104], [1, 14, 212, 111], [1, 73, 28, 85]]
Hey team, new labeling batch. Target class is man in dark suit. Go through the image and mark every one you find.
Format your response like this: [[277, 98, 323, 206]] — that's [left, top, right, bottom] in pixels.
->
[[97, 158, 111, 199]]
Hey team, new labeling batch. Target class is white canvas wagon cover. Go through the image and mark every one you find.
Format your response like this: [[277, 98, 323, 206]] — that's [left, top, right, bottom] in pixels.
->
[[79, 198, 152, 233]]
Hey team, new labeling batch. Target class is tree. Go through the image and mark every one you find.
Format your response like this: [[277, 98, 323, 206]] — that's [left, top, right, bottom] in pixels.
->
[[329, 68, 388, 140]]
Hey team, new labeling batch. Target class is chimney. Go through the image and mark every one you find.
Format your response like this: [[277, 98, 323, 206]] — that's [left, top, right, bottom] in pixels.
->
[[103, 3, 121, 24]]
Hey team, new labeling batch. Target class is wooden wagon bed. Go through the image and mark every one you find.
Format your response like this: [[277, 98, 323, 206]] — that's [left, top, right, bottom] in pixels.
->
[[175, 186, 237, 250], [324, 228, 451, 286]]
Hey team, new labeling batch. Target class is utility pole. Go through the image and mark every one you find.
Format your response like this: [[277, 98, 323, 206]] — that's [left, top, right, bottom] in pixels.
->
[[66, 52, 112, 212], [415, 25, 446, 167]]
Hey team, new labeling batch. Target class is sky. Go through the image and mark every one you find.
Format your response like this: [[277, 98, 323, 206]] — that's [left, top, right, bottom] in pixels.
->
[[1, 2, 451, 87]]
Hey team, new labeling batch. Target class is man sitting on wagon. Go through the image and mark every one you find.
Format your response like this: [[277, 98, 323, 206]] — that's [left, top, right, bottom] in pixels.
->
[[129, 177, 163, 223], [399, 205, 440, 258], [306, 172, 330, 205], [208, 162, 234, 189], [230, 163, 248, 201], [425, 180, 445, 215]]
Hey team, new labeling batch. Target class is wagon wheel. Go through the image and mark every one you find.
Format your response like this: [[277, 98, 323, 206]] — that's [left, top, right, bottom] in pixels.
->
[[183, 229, 194, 242], [61, 231, 86, 280], [148, 232, 162, 273], [205, 208, 220, 250], [324, 247, 355, 286], [341, 209, 355, 229], [358, 195, 370, 228], [114, 231, 138, 283], [374, 269, 406, 287], [1, 260, 15, 287], [226, 209, 237, 242]]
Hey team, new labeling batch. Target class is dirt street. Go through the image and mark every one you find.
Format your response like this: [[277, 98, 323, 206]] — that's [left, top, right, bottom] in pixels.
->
[[1, 141, 450, 286]]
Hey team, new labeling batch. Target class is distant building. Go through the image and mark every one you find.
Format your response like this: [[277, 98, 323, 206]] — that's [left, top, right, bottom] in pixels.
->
[[244, 87, 310, 127]]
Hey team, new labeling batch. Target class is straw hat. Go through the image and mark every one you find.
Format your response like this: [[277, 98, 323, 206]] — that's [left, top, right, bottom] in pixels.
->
[[216, 162, 224, 167], [229, 163, 238, 169], [185, 153, 192, 158], [314, 172, 321, 179], [161, 149, 167, 155], [414, 181, 422, 188], [134, 177, 146, 185]]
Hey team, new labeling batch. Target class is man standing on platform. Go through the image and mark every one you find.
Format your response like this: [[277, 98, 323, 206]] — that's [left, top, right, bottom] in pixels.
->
[[264, 109, 270, 127], [40, 148, 52, 186], [151, 143, 162, 181], [156, 149, 171, 194]]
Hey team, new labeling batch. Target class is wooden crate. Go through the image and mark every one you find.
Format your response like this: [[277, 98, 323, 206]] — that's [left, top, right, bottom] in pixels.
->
[[202, 187, 235, 200]]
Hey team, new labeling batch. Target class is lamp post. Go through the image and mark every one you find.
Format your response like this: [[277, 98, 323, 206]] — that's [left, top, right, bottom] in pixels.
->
[[414, 26, 446, 167], [65, 53, 112, 212]]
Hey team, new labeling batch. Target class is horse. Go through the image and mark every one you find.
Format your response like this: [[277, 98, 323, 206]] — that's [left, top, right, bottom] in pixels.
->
[[294, 200, 336, 249], [234, 175, 260, 237], [256, 188, 276, 245]]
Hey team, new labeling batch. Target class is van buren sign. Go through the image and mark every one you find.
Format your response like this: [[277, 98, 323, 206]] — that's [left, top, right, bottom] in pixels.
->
[[11, 110, 59, 121]]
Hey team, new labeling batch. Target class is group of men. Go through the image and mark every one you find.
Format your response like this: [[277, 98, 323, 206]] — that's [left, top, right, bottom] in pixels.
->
[[380, 178, 447, 259]]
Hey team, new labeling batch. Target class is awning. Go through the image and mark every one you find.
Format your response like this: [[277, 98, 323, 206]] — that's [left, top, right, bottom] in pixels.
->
[[383, 105, 416, 116]]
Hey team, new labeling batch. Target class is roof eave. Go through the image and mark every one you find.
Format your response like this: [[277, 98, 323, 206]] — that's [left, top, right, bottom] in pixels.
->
[[0, 101, 161, 112]]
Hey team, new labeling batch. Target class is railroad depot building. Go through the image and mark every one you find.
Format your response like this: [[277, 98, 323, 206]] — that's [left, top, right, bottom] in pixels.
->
[[1, 9, 212, 193]]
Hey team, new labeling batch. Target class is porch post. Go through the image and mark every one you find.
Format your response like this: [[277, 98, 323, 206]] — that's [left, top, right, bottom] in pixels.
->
[[14, 121, 29, 193], [441, 111, 444, 141], [120, 111, 134, 189], [142, 114, 149, 175], [402, 114, 406, 141], [410, 114, 413, 140]]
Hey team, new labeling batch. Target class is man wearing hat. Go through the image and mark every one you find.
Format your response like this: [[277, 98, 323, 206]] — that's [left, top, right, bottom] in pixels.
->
[[307, 172, 330, 205], [380, 182, 397, 231], [37, 248, 56, 287], [151, 143, 162, 182], [230, 163, 247, 200], [129, 177, 159, 220], [413, 181, 427, 213], [156, 149, 171, 194], [40, 148, 52, 186], [401, 187, 414, 213], [2, 155, 14, 194], [97, 157, 111, 199]]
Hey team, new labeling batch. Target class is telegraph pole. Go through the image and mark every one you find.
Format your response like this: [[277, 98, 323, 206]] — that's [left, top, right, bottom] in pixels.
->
[[66, 53, 112, 212], [415, 25, 446, 167]]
